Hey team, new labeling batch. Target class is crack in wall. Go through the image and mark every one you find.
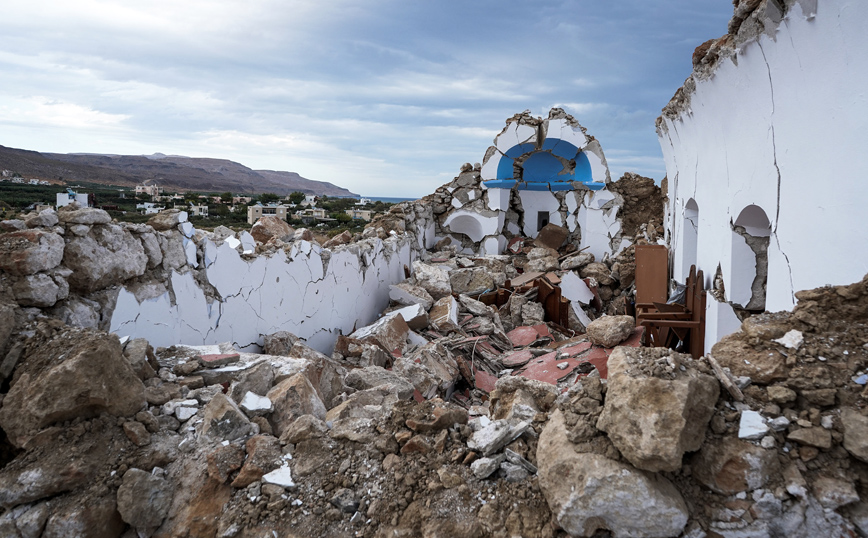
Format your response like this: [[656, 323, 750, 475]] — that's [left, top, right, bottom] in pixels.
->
[[759, 40, 796, 304]]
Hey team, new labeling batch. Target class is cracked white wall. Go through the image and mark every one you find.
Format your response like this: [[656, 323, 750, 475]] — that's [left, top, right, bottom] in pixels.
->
[[110, 235, 419, 355], [659, 0, 868, 351]]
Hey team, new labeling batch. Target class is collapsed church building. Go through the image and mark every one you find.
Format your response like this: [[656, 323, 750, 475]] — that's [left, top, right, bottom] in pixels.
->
[[1, 0, 868, 536]]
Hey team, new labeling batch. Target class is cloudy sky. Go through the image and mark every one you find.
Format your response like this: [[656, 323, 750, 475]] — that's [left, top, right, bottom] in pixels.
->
[[1, 1, 733, 198]]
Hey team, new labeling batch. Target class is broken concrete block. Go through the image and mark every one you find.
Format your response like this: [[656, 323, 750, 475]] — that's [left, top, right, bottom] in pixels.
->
[[279, 414, 329, 444], [458, 294, 493, 317], [389, 282, 435, 311], [0, 230, 65, 276], [449, 267, 494, 295], [586, 315, 635, 347], [350, 313, 410, 355], [201, 392, 254, 441], [596, 348, 719, 472], [560, 251, 595, 271], [412, 260, 453, 299], [262, 463, 295, 489], [267, 373, 327, 437], [499, 462, 529, 482], [325, 386, 399, 422], [467, 419, 526, 457], [538, 410, 688, 538], [429, 295, 459, 333], [387, 303, 429, 330], [117, 468, 173, 532]]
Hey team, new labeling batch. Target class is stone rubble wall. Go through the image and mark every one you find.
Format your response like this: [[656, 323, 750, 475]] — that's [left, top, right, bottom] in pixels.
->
[[0, 204, 436, 355]]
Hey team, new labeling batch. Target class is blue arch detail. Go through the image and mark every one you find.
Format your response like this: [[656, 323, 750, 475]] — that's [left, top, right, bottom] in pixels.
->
[[487, 138, 601, 190]]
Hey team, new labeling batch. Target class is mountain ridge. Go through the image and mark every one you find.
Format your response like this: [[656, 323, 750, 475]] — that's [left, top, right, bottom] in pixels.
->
[[0, 145, 358, 197]]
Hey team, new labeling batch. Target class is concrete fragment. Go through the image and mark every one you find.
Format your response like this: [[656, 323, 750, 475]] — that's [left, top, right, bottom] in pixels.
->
[[232, 434, 282, 488], [387, 303, 429, 330], [63, 223, 148, 292], [389, 282, 435, 311], [429, 295, 459, 333], [147, 209, 186, 231], [534, 223, 568, 250], [240, 391, 274, 416], [813, 477, 859, 510], [472, 460, 505, 489], [350, 313, 410, 355]]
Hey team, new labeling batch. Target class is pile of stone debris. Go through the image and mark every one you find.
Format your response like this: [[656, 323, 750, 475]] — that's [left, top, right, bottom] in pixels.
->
[[1, 207, 868, 537]]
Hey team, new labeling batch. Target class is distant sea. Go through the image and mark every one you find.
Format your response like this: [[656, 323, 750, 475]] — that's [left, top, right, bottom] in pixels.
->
[[364, 196, 418, 203]]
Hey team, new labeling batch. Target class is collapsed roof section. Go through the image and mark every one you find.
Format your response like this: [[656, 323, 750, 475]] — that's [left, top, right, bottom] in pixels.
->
[[431, 109, 629, 261], [481, 108, 610, 191]]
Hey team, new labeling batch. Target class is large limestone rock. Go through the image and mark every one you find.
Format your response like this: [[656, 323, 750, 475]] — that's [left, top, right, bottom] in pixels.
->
[[0, 229, 65, 275], [147, 208, 187, 231], [0, 329, 146, 447], [711, 334, 788, 384], [344, 365, 414, 399], [842, 407, 868, 463], [412, 261, 452, 299], [538, 409, 689, 537], [11, 272, 69, 307], [267, 373, 327, 437], [691, 437, 780, 494], [349, 313, 410, 355], [201, 392, 254, 441], [250, 215, 294, 243], [117, 468, 173, 532], [63, 223, 148, 292], [596, 348, 719, 472], [57, 206, 112, 225], [586, 315, 635, 347], [449, 267, 494, 295]]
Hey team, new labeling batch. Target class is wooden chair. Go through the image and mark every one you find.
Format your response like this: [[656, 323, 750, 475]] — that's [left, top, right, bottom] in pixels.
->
[[637, 265, 706, 359]]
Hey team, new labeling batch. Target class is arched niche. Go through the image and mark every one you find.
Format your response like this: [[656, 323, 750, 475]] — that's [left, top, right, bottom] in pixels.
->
[[682, 198, 699, 277], [730, 204, 771, 311]]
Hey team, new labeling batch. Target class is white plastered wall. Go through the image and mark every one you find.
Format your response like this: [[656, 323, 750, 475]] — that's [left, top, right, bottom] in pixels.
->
[[660, 0, 868, 351], [111, 232, 428, 355]]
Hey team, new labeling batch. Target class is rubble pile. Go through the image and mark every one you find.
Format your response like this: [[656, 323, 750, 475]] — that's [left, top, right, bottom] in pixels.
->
[[2, 175, 868, 536]]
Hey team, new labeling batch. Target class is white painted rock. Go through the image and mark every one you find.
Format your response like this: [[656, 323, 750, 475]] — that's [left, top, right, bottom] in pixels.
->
[[262, 464, 296, 489], [738, 410, 769, 440], [240, 391, 274, 416]]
